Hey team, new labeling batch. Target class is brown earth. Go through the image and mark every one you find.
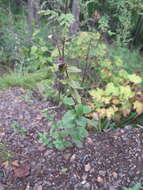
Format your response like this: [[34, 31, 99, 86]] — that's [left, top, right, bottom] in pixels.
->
[[0, 88, 143, 190]]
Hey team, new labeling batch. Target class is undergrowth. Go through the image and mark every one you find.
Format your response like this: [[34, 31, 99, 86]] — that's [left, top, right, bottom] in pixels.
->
[[0, 70, 48, 89]]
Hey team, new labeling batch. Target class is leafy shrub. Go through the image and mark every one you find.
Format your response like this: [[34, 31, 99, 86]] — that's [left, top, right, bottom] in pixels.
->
[[89, 56, 143, 125], [39, 101, 91, 150]]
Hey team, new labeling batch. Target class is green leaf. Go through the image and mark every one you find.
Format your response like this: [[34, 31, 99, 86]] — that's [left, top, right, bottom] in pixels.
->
[[83, 105, 91, 114], [69, 80, 82, 89], [62, 110, 76, 126], [67, 66, 81, 73], [72, 89, 81, 104], [53, 139, 65, 150], [75, 104, 84, 116], [76, 117, 87, 127], [63, 96, 75, 105], [77, 127, 88, 138]]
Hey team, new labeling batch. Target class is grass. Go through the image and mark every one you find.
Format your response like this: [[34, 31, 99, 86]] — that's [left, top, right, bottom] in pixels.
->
[[109, 46, 143, 76], [0, 70, 48, 90]]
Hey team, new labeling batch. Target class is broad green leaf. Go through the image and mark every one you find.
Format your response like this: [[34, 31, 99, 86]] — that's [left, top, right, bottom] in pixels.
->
[[31, 46, 37, 54], [69, 80, 82, 89], [62, 110, 76, 125], [67, 66, 81, 73], [77, 127, 88, 138], [76, 117, 87, 127], [63, 96, 75, 105], [83, 105, 91, 114], [53, 139, 65, 150], [75, 104, 84, 116]]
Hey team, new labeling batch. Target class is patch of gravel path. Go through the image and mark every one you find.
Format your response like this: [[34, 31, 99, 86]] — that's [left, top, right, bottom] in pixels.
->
[[0, 88, 143, 190]]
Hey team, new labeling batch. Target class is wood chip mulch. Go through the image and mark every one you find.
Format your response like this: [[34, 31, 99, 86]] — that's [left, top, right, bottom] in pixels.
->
[[0, 88, 143, 190]]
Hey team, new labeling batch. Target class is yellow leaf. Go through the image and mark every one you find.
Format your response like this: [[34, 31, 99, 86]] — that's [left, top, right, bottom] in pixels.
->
[[133, 101, 143, 115], [96, 108, 106, 118], [106, 107, 115, 120], [2, 161, 9, 168], [112, 98, 120, 105]]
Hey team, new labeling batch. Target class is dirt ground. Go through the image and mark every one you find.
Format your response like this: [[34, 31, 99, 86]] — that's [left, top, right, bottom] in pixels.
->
[[0, 88, 143, 190]]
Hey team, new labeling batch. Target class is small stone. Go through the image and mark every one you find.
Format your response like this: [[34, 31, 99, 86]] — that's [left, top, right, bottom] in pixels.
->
[[63, 153, 71, 160], [33, 184, 43, 190], [86, 137, 93, 144], [84, 183, 91, 189], [124, 125, 132, 130], [82, 173, 88, 180], [85, 163, 91, 172], [112, 172, 118, 178], [81, 181, 87, 185], [99, 170, 106, 176], [44, 150, 53, 157], [38, 146, 46, 152], [97, 176, 104, 183], [70, 154, 76, 162], [109, 185, 117, 190]]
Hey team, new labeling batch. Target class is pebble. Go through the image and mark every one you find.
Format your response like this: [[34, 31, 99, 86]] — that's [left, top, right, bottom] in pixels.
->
[[97, 176, 104, 183], [99, 170, 106, 176], [85, 163, 91, 172]]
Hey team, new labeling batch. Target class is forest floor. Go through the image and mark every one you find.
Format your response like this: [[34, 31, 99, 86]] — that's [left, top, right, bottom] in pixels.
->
[[0, 88, 143, 190]]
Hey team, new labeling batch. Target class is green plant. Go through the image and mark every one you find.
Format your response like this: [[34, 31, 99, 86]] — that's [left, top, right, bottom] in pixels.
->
[[123, 183, 142, 190], [0, 143, 14, 161], [39, 101, 91, 150], [11, 121, 27, 136], [0, 69, 48, 90], [89, 54, 143, 126]]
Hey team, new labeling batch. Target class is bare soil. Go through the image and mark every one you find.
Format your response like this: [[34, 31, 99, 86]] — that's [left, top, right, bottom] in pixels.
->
[[0, 88, 143, 190]]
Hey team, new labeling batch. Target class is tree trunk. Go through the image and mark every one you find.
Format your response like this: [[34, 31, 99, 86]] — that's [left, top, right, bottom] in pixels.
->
[[27, 0, 34, 37], [70, 0, 80, 36], [27, 0, 41, 39]]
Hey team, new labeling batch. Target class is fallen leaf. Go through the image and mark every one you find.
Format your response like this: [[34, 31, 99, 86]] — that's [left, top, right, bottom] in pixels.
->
[[12, 160, 20, 167], [2, 161, 9, 168], [13, 162, 30, 178], [36, 115, 43, 120]]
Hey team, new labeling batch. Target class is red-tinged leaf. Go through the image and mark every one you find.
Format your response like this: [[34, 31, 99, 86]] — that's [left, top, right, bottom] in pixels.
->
[[12, 160, 20, 167], [13, 162, 30, 178], [36, 115, 43, 120]]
